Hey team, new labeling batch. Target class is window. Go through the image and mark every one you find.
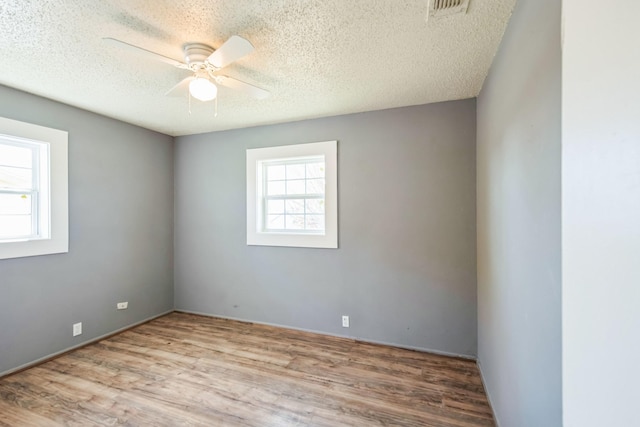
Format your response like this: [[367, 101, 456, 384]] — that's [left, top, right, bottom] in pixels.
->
[[0, 138, 49, 240], [263, 158, 325, 233], [247, 141, 337, 248], [0, 117, 68, 260]]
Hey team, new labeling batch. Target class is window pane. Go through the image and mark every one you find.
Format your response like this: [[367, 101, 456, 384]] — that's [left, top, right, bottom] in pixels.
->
[[306, 178, 324, 195], [286, 179, 305, 195], [286, 163, 305, 180], [267, 181, 286, 196], [0, 166, 32, 189], [266, 164, 285, 181], [267, 214, 284, 230], [0, 193, 32, 215], [285, 215, 305, 230], [267, 199, 284, 214], [306, 199, 325, 214], [306, 215, 325, 231], [285, 199, 304, 214], [0, 143, 33, 168], [306, 162, 325, 178], [0, 214, 32, 238]]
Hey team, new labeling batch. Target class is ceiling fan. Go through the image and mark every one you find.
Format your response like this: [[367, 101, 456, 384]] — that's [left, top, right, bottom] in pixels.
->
[[104, 35, 269, 104]]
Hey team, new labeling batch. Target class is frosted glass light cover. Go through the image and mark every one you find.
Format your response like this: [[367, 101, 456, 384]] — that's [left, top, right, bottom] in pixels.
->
[[189, 77, 218, 101]]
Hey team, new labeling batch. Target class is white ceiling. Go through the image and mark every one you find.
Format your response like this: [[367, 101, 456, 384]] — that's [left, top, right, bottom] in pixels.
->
[[0, 0, 515, 136]]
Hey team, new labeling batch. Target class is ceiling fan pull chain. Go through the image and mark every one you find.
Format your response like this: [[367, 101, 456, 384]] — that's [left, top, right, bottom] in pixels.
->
[[188, 91, 192, 115], [214, 96, 218, 118]]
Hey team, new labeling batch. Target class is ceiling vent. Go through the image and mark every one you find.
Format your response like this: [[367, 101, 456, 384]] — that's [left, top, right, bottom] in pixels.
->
[[427, 0, 470, 20]]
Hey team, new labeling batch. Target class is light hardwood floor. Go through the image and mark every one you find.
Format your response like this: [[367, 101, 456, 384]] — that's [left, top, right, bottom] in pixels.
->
[[0, 312, 494, 426]]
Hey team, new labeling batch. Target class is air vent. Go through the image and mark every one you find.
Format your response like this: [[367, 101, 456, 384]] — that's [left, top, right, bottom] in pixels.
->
[[428, 0, 470, 20]]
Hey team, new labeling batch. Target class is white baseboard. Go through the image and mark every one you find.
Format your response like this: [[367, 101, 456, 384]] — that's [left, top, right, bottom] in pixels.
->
[[175, 309, 476, 360], [0, 310, 173, 378], [477, 359, 501, 427]]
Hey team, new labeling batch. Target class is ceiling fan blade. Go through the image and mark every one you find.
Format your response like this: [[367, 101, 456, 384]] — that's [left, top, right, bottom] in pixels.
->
[[207, 36, 255, 69], [165, 76, 195, 97], [103, 37, 188, 69], [216, 75, 270, 100]]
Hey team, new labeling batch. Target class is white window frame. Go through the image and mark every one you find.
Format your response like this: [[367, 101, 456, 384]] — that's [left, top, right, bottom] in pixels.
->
[[247, 141, 338, 248], [0, 117, 68, 260]]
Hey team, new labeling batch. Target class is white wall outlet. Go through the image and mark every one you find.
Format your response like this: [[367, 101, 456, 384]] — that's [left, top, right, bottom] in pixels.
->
[[72, 322, 82, 336], [117, 302, 128, 310], [342, 315, 350, 328]]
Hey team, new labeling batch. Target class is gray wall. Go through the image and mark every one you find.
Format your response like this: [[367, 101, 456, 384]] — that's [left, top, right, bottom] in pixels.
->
[[175, 100, 478, 357], [562, 1, 640, 425], [476, 0, 562, 425], [0, 85, 174, 375]]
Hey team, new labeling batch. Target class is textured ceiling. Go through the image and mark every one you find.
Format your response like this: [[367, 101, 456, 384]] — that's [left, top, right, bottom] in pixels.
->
[[0, 0, 515, 136]]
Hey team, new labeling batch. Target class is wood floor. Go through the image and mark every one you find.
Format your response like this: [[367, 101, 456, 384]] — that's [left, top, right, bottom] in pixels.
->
[[0, 312, 494, 426]]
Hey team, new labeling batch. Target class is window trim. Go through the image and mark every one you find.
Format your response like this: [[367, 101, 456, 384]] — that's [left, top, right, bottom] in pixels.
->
[[0, 117, 68, 260], [246, 141, 338, 249]]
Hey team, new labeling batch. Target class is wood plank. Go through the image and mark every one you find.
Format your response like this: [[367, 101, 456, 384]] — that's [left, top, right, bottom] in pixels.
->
[[0, 312, 494, 426]]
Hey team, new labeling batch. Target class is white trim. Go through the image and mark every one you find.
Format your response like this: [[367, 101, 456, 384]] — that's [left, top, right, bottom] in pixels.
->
[[477, 359, 502, 426], [246, 141, 338, 248], [175, 309, 477, 360], [0, 117, 68, 260], [0, 310, 173, 378]]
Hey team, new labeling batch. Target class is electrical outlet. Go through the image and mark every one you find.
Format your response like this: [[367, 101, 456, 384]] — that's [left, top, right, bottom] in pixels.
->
[[73, 322, 82, 336], [117, 302, 128, 310], [342, 315, 350, 328]]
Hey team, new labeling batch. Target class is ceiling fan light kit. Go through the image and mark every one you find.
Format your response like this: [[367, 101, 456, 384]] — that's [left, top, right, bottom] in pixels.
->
[[189, 76, 218, 101], [183, 43, 221, 102]]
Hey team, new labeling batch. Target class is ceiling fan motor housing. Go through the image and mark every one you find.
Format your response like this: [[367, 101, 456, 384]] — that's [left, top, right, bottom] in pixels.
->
[[183, 43, 215, 68]]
